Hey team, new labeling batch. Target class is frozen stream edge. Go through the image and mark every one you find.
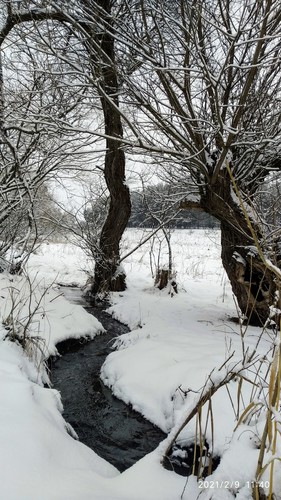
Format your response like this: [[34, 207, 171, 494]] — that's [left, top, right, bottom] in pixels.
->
[[49, 287, 166, 472]]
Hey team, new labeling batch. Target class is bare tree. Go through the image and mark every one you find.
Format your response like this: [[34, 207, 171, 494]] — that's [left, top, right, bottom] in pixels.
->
[[79, 0, 131, 297], [0, 0, 132, 295], [0, 19, 95, 269], [1, 0, 280, 323], [111, 0, 281, 325]]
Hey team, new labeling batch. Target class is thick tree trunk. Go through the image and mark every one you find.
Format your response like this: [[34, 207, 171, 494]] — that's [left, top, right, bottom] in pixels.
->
[[88, 1, 131, 298], [220, 222, 277, 325], [201, 171, 278, 326]]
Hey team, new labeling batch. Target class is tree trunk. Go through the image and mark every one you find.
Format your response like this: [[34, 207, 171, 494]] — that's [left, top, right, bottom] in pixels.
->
[[201, 171, 278, 326], [88, 1, 131, 298], [220, 222, 277, 325], [91, 140, 131, 296]]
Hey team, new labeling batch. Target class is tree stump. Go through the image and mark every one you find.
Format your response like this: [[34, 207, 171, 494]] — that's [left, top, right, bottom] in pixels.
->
[[155, 268, 178, 295]]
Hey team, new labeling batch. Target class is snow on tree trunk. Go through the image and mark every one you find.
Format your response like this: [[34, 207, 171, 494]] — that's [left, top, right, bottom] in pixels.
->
[[91, 141, 131, 296], [201, 171, 277, 326], [89, 1, 131, 298], [220, 222, 276, 325]]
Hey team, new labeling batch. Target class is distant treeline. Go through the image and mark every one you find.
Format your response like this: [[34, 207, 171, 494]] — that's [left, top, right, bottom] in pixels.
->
[[128, 190, 219, 229], [84, 185, 220, 230]]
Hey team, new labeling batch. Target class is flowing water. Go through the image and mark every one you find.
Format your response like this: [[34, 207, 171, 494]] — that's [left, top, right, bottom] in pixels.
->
[[49, 287, 165, 472]]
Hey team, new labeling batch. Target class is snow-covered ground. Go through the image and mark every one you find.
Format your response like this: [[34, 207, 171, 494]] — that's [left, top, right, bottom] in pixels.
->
[[0, 229, 280, 499]]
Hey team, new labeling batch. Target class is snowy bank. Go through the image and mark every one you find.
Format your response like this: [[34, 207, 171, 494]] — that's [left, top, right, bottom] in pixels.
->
[[1, 229, 280, 499]]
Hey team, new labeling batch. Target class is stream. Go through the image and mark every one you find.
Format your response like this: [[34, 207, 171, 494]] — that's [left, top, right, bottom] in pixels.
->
[[49, 287, 166, 472]]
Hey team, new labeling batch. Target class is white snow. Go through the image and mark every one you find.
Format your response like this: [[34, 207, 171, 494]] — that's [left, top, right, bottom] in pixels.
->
[[0, 228, 280, 499]]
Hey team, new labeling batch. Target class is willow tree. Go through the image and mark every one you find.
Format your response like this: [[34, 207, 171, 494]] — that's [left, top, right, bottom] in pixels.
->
[[112, 0, 281, 325], [80, 0, 131, 296], [1, 0, 280, 320]]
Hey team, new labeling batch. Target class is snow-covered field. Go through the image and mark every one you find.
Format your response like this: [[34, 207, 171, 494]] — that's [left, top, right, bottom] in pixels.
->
[[0, 229, 279, 499]]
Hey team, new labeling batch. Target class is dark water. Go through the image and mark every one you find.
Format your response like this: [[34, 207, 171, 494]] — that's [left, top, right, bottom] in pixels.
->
[[49, 287, 165, 472]]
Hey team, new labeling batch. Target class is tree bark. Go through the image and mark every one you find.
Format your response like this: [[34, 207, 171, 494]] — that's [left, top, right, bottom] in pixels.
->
[[91, 140, 131, 296], [89, 1, 131, 298], [200, 171, 278, 326]]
